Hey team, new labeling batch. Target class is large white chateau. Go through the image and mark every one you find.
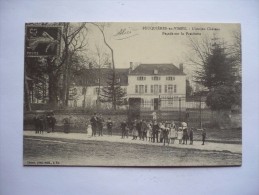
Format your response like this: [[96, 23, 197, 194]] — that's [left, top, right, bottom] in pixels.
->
[[68, 63, 187, 111]]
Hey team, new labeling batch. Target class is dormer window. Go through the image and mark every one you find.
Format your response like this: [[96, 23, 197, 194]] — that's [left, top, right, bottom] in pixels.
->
[[137, 76, 146, 81], [154, 69, 158, 74], [152, 76, 160, 81], [166, 76, 175, 81]]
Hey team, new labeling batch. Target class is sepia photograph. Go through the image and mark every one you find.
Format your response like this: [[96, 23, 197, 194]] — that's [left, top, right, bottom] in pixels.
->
[[23, 22, 242, 166]]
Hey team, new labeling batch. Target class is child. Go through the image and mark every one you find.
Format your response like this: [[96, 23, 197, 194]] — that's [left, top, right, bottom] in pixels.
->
[[87, 123, 92, 137], [107, 118, 113, 136], [177, 127, 183, 144], [169, 122, 177, 144], [147, 123, 152, 142]]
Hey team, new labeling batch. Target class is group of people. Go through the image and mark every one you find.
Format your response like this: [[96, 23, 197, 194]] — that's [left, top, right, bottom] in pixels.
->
[[33, 114, 56, 134], [128, 119, 200, 146], [87, 113, 113, 137], [33, 112, 207, 145], [86, 114, 207, 146]]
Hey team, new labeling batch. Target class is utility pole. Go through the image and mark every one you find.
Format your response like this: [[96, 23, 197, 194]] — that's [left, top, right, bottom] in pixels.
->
[[200, 93, 202, 129], [179, 97, 181, 122]]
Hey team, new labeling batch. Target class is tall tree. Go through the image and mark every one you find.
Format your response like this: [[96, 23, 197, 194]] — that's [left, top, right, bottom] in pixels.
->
[[89, 23, 117, 109], [100, 71, 126, 110], [187, 34, 241, 111], [24, 22, 89, 110]]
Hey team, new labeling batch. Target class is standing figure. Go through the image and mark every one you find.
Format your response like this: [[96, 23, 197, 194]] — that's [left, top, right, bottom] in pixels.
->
[[202, 128, 206, 145], [136, 119, 142, 140], [162, 123, 169, 146], [98, 114, 104, 136], [90, 113, 98, 136], [107, 118, 113, 136], [132, 120, 138, 140], [182, 127, 188, 144], [33, 114, 40, 134], [177, 127, 183, 144], [147, 122, 152, 142], [189, 128, 194, 145], [141, 120, 148, 141], [181, 121, 188, 144], [169, 122, 177, 144], [63, 116, 71, 134], [152, 120, 159, 143], [121, 121, 127, 138], [125, 125, 129, 139], [48, 114, 56, 133], [87, 123, 92, 137]]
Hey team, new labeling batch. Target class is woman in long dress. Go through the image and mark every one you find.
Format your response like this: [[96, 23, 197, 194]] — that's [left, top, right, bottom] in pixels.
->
[[87, 123, 92, 137], [169, 122, 177, 144], [177, 127, 183, 144], [132, 120, 138, 140]]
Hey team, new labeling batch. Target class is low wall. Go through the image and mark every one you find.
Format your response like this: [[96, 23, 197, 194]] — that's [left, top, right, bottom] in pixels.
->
[[24, 112, 128, 134]]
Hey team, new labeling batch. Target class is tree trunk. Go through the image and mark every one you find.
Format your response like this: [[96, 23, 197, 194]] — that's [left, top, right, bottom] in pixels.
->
[[48, 72, 58, 108]]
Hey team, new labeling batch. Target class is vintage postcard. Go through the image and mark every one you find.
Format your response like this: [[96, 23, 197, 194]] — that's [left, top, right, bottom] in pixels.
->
[[23, 22, 241, 166]]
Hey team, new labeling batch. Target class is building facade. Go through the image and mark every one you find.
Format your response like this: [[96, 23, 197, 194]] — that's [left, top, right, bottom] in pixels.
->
[[127, 64, 186, 111], [67, 63, 187, 111]]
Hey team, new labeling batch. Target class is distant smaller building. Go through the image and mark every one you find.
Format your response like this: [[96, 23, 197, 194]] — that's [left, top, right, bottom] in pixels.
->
[[69, 68, 128, 108]]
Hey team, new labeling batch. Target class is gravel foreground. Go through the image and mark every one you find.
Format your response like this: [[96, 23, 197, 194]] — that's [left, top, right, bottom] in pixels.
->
[[23, 131, 241, 167]]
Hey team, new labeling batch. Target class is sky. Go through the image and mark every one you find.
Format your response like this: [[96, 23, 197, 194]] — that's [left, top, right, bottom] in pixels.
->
[[83, 22, 240, 74]]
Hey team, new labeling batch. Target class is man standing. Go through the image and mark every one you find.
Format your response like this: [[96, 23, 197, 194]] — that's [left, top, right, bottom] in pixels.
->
[[106, 118, 113, 136], [141, 120, 148, 141], [90, 113, 98, 136], [98, 114, 104, 136], [152, 120, 159, 143], [136, 119, 142, 140], [121, 120, 127, 138]]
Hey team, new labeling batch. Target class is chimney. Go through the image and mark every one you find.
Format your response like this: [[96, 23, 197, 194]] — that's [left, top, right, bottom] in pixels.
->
[[130, 62, 133, 69], [129, 62, 134, 73], [179, 63, 184, 72]]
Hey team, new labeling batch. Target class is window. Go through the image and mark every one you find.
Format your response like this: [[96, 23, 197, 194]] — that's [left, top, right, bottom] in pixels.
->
[[164, 85, 167, 93], [116, 78, 120, 83], [166, 76, 175, 81], [137, 76, 146, 81], [154, 85, 158, 93], [136, 85, 147, 93], [139, 85, 144, 93], [152, 76, 160, 81], [174, 85, 177, 93], [168, 84, 173, 93]]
